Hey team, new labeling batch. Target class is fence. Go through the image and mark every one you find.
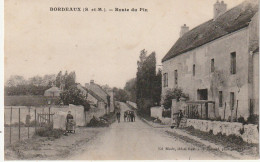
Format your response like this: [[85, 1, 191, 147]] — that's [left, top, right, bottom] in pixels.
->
[[4, 107, 53, 147]]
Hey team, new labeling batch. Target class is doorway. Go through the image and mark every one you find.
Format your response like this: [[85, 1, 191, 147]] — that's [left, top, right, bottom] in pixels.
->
[[197, 89, 208, 100]]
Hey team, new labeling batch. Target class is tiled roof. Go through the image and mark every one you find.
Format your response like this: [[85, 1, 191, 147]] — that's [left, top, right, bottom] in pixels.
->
[[162, 0, 258, 62], [85, 83, 110, 104]]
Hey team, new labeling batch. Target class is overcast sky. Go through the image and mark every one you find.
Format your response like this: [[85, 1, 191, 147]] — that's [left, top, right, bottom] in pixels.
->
[[5, 0, 244, 88]]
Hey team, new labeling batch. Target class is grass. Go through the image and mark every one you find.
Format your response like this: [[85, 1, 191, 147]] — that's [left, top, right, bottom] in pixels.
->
[[35, 124, 64, 139], [183, 126, 259, 154]]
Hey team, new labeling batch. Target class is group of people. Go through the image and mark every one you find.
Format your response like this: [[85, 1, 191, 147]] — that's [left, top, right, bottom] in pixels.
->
[[115, 110, 136, 123], [124, 110, 135, 122]]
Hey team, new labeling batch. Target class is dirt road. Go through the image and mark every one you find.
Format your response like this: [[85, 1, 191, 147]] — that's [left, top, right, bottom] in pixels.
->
[[69, 102, 234, 160]]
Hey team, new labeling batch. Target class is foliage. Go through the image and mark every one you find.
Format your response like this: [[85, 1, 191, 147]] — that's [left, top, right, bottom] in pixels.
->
[[237, 116, 246, 124], [162, 87, 189, 109], [239, 128, 245, 135], [247, 114, 259, 125], [5, 85, 51, 96], [136, 50, 161, 114], [153, 69, 162, 106], [35, 125, 64, 139], [113, 87, 129, 102], [60, 85, 90, 111], [55, 70, 76, 90], [162, 109, 171, 118], [124, 78, 137, 102], [5, 74, 56, 96], [183, 126, 258, 154], [87, 113, 116, 127]]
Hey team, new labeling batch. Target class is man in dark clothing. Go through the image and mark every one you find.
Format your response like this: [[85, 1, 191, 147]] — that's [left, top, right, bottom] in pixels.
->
[[116, 111, 121, 123], [124, 111, 127, 122], [177, 110, 183, 128]]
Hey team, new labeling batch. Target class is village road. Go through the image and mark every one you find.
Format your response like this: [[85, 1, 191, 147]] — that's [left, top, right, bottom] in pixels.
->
[[69, 102, 233, 160]]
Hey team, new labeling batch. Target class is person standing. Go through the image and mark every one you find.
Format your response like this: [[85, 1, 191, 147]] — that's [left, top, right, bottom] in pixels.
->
[[116, 111, 121, 123], [177, 110, 183, 128], [66, 111, 74, 133], [124, 111, 127, 122]]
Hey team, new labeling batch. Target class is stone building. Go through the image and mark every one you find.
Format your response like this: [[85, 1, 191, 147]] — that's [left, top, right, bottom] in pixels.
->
[[161, 0, 259, 120], [85, 80, 112, 114]]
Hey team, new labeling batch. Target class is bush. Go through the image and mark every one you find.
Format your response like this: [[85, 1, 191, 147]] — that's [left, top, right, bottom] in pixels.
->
[[162, 110, 171, 118], [239, 128, 245, 135], [215, 116, 222, 121], [186, 126, 195, 131], [237, 116, 246, 124], [247, 114, 259, 125], [86, 113, 116, 127], [35, 124, 64, 139], [136, 98, 153, 115], [162, 88, 189, 109], [226, 134, 244, 144]]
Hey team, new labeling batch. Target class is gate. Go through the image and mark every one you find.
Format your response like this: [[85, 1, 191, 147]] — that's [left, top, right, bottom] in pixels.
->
[[37, 112, 54, 127]]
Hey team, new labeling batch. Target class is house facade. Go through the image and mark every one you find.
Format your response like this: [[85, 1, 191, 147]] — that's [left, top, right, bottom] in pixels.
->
[[162, 0, 259, 120], [85, 80, 112, 114]]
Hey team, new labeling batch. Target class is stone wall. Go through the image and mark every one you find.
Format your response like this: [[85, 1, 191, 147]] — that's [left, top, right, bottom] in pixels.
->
[[85, 107, 106, 124], [186, 119, 259, 144], [150, 106, 162, 119], [5, 104, 101, 129], [150, 106, 172, 125]]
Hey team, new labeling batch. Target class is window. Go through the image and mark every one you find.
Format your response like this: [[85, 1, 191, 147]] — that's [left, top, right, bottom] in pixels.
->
[[230, 52, 236, 74], [230, 92, 235, 110], [174, 70, 178, 85], [211, 59, 215, 72], [193, 64, 195, 76], [219, 91, 223, 107], [163, 73, 168, 87]]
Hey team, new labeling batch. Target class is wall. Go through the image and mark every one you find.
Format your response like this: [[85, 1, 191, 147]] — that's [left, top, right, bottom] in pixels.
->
[[5, 105, 86, 128], [162, 28, 251, 119], [252, 52, 259, 114], [248, 11, 259, 115], [150, 106, 162, 119], [186, 119, 259, 144], [85, 107, 106, 124]]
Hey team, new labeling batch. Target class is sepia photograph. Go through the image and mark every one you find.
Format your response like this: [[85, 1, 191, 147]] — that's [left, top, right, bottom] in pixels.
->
[[3, 0, 259, 160]]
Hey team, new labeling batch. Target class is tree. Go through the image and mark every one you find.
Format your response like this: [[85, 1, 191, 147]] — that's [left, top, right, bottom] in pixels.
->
[[6, 75, 27, 87], [60, 85, 90, 111], [136, 50, 157, 114], [55, 71, 62, 88], [124, 78, 136, 102], [153, 68, 162, 106], [113, 87, 129, 102], [65, 71, 76, 89]]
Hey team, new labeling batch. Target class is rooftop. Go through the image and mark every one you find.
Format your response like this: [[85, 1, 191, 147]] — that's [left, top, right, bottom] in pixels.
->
[[162, 0, 258, 62]]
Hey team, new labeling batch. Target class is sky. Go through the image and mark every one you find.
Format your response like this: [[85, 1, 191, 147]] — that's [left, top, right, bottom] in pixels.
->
[[4, 0, 245, 88]]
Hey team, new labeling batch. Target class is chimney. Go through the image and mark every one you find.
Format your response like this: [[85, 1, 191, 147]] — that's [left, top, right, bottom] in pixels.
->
[[214, 0, 227, 19], [180, 24, 189, 37], [90, 80, 94, 84]]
